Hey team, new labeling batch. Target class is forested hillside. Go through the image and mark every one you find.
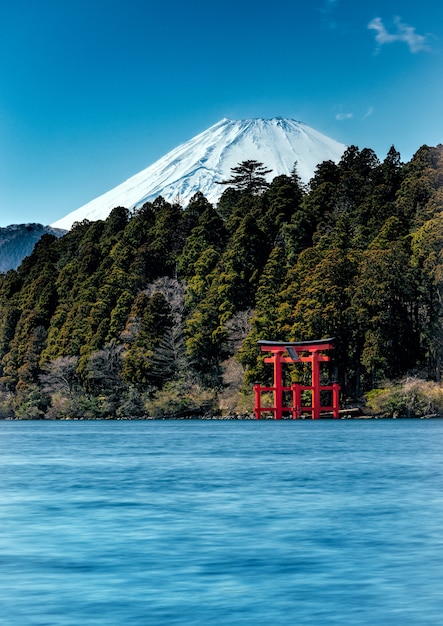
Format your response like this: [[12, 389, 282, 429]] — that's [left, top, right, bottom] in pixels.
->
[[1, 146, 442, 419]]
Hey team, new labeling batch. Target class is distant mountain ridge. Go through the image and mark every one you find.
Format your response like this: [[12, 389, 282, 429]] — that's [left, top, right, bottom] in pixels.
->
[[51, 118, 346, 230], [0, 224, 66, 273]]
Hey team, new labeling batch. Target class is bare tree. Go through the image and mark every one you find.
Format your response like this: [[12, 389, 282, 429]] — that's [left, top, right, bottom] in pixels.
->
[[225, 309, 254, 352], [40, 356, 80, 398]]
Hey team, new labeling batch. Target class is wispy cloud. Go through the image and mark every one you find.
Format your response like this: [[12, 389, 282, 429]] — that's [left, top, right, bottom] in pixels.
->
[[362, 107, 374, 119], [368, 16, 429, 53], [336, 112, 353, 121], [320, 0, 339, 30]]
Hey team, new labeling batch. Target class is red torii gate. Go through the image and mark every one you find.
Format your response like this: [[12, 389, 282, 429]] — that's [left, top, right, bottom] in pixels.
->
[[254, 339, 340, 420]]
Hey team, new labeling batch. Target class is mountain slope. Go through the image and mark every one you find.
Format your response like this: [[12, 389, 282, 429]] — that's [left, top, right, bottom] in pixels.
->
[[0, 224, 66, 273], [51, 117, 346, 230]]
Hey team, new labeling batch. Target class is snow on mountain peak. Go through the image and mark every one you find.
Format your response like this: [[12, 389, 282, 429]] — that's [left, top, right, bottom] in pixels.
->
[[51, 118, 346, 230]]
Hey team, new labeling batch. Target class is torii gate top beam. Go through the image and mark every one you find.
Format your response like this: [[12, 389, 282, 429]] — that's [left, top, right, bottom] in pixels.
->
[[258, 338, 335, 354], [258, 339, 335, 347]]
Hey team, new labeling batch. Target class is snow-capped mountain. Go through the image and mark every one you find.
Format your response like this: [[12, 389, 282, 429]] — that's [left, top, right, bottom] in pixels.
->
[[51, 118, 346, 230]]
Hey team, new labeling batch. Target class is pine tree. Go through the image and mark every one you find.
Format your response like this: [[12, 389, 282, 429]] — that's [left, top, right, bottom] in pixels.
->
[[216, 160, 272, 194], [411, 212, 443, 380]]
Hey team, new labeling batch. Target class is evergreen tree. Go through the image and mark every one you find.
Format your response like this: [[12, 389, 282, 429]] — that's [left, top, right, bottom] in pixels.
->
[[217, 160, 272, 194], [177, 205, 227, 280], [238, 244, 289, 385], [121, 292, 173, 388], [411, 212, 443, 380], [351, 221, 418, 386]]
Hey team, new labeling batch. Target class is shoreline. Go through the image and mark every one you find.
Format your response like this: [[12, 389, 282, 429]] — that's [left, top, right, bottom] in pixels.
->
[[2, 413, 442, 421]]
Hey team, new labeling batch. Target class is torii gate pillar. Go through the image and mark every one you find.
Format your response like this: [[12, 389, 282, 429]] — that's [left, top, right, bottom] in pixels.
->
[[254, 339, 340, 420]]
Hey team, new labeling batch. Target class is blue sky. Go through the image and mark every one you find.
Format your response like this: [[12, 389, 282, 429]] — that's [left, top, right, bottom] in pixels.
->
[[0, 0, 442, 226]]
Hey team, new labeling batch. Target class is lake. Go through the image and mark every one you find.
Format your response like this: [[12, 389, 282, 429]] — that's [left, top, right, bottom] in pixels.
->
[[0, 419, 442, 625]]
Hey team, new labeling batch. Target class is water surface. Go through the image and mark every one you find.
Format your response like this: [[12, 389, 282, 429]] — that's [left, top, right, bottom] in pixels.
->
[[0, 419, 442, 625]]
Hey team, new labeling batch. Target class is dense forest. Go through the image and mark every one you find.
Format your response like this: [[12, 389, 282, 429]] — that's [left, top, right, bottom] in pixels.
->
[[1, 144, 443, 419]]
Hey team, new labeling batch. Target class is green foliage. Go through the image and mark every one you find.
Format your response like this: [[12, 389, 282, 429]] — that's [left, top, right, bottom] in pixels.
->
[[410, 212, 443, 380], [238, 245, 290, 385], [0, 390, 15, 419], [121, 291, 174, 388], [144, 379, 216, 418], [177, 205, 227, 280], [216, 187, 243, 221], [365, 378, 443, 417], [185, 204, 273, 378], [13, 384, 46, 420], [352, 237, 418, 385], [217, 160, 272, 195]]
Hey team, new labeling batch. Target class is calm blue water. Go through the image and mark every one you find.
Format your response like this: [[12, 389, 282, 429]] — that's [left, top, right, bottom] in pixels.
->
[[0, 419, 442, 625]]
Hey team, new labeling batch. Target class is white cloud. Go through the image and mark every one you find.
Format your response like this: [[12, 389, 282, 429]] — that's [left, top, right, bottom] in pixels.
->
[[362, 107, 374, 119], [368, 16, 428, 53], [336, 112, 353, 121]]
